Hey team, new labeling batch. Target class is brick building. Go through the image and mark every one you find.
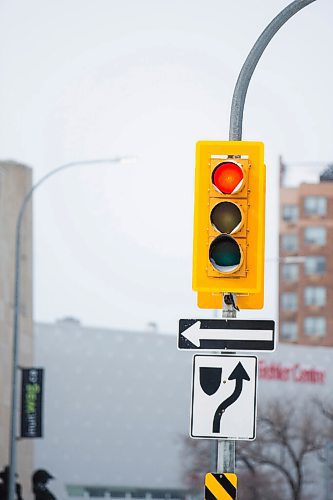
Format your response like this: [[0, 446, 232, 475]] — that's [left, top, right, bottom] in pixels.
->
[[0, 161, 33, 497], [279, 161, 333, 346]]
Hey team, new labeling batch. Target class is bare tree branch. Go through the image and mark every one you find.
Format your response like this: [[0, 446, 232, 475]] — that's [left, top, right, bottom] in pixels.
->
[[181, 396, 331, 500]]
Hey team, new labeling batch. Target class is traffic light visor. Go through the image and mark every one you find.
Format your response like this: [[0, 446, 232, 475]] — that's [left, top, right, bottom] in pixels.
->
[[212, 161, 244, 194]]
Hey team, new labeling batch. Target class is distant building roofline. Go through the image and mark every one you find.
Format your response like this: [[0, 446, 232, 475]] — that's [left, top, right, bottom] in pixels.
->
[[35, 319, 170, 337], [0, 159, 33, 171], [319, 164, 333, 182], [279, 157, 333, 187]]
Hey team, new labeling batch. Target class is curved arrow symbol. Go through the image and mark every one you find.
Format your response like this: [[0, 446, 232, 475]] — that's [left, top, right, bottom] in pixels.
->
[[212, 362, 250, 433]]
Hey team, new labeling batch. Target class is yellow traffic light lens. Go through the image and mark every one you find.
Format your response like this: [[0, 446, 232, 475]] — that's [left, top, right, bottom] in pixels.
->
[[212, 161, 244, 194], [209, 235, 242, 273], [210, 202, 242, 234]]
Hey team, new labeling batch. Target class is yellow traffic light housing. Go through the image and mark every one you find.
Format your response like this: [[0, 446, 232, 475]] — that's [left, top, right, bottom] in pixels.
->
[[192, 141, 266, 309]]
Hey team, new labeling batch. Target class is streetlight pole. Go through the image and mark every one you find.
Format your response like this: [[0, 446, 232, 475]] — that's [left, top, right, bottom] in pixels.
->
[[215, 0, 317, 475], [8, 157, 132, 500], [324, 442, 333, 500]]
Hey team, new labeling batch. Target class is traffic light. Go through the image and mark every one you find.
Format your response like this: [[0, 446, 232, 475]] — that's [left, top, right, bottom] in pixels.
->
[[192, 141, 266, 309]]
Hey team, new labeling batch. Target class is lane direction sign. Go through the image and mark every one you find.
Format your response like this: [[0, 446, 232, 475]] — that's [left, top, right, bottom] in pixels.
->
[[179, 319, 275, 352], [190, 354, 257, 440]]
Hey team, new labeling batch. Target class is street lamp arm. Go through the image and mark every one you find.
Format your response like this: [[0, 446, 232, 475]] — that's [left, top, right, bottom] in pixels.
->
[[16, 158, 125, 231], [229, 0, 318, 141]]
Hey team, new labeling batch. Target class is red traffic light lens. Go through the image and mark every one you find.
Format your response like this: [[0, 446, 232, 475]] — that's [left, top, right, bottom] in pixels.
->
[[212, 161, 244, 195]]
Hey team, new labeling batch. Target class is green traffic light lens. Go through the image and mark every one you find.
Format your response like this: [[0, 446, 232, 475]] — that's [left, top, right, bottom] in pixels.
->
[[209, 235, 242, 273], [210, 202, 242, 234]]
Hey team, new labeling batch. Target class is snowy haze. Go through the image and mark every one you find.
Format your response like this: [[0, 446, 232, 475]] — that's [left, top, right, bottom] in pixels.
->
[[0, 0, 332, 333]]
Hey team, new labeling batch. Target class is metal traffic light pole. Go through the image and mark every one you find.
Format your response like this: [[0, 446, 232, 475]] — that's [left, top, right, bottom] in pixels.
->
[[229, 0, 317, 142], [212, 293, 238, 473], [214, 0, 318, 475]]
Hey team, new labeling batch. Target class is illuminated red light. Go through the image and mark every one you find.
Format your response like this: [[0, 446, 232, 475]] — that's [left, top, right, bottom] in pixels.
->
[[212, 161, 244, 194]]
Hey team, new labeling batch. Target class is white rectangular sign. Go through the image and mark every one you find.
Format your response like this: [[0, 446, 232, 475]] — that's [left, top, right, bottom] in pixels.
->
[[179, 319, 275, 352], [190, 354, 257, 440]]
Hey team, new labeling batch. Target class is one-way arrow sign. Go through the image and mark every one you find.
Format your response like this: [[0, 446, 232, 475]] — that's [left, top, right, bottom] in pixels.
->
[[179, 319, 275, 352]]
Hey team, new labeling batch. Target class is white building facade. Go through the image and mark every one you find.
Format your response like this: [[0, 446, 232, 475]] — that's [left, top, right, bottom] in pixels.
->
[[33, 319, 333, 499]]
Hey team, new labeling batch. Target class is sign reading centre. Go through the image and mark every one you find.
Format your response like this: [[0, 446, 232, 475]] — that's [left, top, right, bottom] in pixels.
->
[[191, 355, 257, 440]]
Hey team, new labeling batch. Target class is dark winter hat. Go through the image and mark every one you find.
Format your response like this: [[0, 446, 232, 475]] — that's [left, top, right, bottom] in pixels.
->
[[32, 469, 54, 484]]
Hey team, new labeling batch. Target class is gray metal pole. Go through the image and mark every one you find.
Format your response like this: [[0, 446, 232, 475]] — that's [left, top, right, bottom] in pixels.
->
[[214, 294, 237, 473], [217, 0, 318, 480], [229, 0, 317, 141], [216, 440, 235, 473], [7, 157, 131, 500], [7, 208, 23, 500], [324, 442, 333, 500]]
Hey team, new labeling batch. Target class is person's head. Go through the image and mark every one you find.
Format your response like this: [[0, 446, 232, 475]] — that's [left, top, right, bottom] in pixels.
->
[[32, 469, 54, 485], [0, 466, 9, 481], [0, 466, 17, 482]]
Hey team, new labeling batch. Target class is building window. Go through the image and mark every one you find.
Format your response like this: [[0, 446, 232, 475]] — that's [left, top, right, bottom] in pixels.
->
[[304, 256, 326, 275], [281, 292, 298, 311], [304, 196, 327, 216], [282, 204, 298, 222], [281, 321, 298, 341], [281, 234, 298, 252], [304, 316, 326, 336], [282, 263, 299, 281], [304, 226, 326, 246], [304, 286, 326, 307]]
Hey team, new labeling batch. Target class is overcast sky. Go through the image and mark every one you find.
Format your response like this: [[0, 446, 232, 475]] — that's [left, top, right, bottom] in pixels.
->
[[0, 0, 332, 333]]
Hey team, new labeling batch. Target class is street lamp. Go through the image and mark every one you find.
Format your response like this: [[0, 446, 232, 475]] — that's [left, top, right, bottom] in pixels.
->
[[8, 156, 133, 500]]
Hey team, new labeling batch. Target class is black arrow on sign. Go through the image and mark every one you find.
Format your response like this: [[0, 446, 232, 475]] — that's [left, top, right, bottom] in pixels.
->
[[212, 362, 250, 434]]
